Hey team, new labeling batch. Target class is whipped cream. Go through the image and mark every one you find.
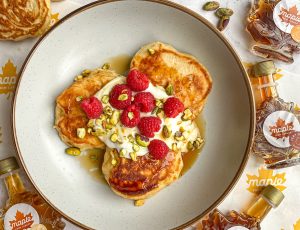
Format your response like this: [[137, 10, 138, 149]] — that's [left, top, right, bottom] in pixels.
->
[[92, 76, 200, 159]]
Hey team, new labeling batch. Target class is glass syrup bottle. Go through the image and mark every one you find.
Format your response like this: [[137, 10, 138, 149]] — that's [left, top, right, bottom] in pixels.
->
[[251, 60, 300, 169], [198, 185, 284, 230], [0, 157, 66, 230]]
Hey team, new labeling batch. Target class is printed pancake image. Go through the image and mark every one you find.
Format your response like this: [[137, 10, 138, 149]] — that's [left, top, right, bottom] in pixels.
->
[[54, 42, 212, 203]]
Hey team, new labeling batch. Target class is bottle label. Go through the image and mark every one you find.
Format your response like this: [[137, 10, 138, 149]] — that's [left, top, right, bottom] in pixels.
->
[[273, 0, 300, 42], [4, 203, 40, 230], [228, 227, 250, 230], [263, 111, 300, 148]]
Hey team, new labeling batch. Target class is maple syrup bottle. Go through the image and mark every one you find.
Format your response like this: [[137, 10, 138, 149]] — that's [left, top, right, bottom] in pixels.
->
[[251, 61, 300, 169], [0, 157, 66, 230], [199, 185, 284, 230]]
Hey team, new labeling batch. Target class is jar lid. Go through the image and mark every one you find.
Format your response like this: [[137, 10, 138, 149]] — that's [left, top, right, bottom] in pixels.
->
[[0, 157, 19, 175], [261, 185, 284, 207], [253, 60, 276, 77]]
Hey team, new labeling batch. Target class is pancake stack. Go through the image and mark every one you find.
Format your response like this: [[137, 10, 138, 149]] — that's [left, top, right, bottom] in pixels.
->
[[55, 42, 212, 202]]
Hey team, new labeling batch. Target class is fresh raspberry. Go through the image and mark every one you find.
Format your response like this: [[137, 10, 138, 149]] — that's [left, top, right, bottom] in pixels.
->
[[80, 96, 103, 119], [127, 69, 149, 91], [120, 104, 141, 128], [109, 84, 132, 110], [148, 139, 169, 160], [163, 97, 184, 118], [133, 92, 155, 113], [138, 117, 162, 138]]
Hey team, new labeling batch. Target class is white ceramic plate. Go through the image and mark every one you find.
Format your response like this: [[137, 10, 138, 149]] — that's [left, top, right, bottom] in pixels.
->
[[13, 1, 255, 229]]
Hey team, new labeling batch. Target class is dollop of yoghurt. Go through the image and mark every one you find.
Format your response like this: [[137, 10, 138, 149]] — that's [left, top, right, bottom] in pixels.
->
[[90, 76, 201, 159]]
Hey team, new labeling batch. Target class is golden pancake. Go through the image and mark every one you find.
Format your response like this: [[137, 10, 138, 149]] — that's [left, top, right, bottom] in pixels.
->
[[0, 0, 51, 41], [102, 147, 183, 200], [131, 41, 212, 117], [55, 69, 119, 150]]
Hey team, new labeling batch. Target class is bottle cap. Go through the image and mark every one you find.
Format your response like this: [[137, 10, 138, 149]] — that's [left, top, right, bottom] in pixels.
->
[[0, 157, 19, 175], [261, 185, 284, 207], [252, 60, 276, 77]]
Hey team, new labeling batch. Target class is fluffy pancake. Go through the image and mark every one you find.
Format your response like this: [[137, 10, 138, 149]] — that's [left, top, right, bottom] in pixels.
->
[[0, 0, 51, 41], [55, 69, 119, 150], [102, 147, 183, 200], [131, 42, 212, 117]]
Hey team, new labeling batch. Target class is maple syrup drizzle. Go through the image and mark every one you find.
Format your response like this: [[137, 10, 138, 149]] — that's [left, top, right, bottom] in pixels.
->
[[77, 54, 206, 181]]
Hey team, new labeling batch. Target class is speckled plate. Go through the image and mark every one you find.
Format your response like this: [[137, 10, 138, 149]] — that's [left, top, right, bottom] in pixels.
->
[[13, 0, 255, 229]]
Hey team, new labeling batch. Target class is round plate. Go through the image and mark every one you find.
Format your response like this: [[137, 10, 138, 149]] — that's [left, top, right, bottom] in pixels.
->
[[13, 0, 255, 229]]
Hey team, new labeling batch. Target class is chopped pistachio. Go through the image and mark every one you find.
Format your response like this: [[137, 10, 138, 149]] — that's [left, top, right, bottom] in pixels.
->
[[128, 111, 134, 120], [77, 128, 86, 139], [111, 159, 117, 166], [95, 119, 102, 126], [193, 138, 204, 149], [162, 125, 172, 138], [92, 129, 106, 136], [174, 131, 184, 141], [182, 108, 193, 121], [119, 149, 126, 157], [99, 114, 107, 121], [102, 63, 111, 70], [110, 133, 118, 143], [65, 147, 81, 156], [105, 123, 113, 130], [187, 141, 194, 150], [155, 99, 163, 108], [152, 106, 159, 115], [172, 143, 177, 151], [133, 144, 140, 152], [179, 127, 185, 132], [82, 69, 91, 77], [156, 108, 164, 119], [104, 106, 113, 116], [118, 93, 128, 101], [74, 75, 83, 81], [87, 128, 93, 134], [128, 134, 135, 143], [134, 199, 145, 206], [148, 48, 155, 55], [165, 83, 174, 95], [101, 95, 109, 104], [87, 119, 95, 127], [76, 96, 83, 102], [177, 121, 183, 125], [130, 152, 137, 161], [136, 134, 150, 147], [110, 110, 120, 125]]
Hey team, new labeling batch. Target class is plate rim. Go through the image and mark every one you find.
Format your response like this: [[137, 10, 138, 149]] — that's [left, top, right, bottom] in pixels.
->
[[12, 0, 255, 229]]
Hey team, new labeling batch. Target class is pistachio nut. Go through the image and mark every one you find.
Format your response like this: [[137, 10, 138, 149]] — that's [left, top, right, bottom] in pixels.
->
[[187, 141, 194, 150], [136, 134, 150, 147], [203, 1, 220, 11], [104, 106, 113, 116], [152, 106, 159, 115], [155, 99, 163, 108], [128, 134, 135, 143], [216, 8, 233, 18], [110, 110, 120, 125], [130, 152, 137, 161], [74, 75, 83, 81], [132, 144, 140, 152], [76, 96, 83, 102], [101, 95, 109, 104], [182, 108, 193, 121], [111, 159, 117, 166], [193, 138, 204, 149], [217, 16, 230, 31], [118, 93, 128, 101], [82, 69, 91, 77], [156, 108, 165, 119], [165, 83, 174, 95], [134, 199, 145, 206], [148, 48, 155, 55], [174, 131, 184, 141], [162, 125, 172, 138], [77, 128, 86, 139], [119, 149, 126, 158], [87, 119, 95, 127], [110, 133, 118, 143], [65, 147, 81, 156], [172, 143, 177, 151], [102, 63, 111, 70]]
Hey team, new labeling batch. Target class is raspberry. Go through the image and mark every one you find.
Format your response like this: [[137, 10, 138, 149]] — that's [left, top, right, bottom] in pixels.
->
[[148, 139, 169, 160], [127, 69, 149, 91], [120, 104, 140, 128], [80, 96, 103, 119], [109, 84, 132, 110], [163, 97, 184, 118], [133, 92, 155, 113], [138, 117, 162, 138]]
